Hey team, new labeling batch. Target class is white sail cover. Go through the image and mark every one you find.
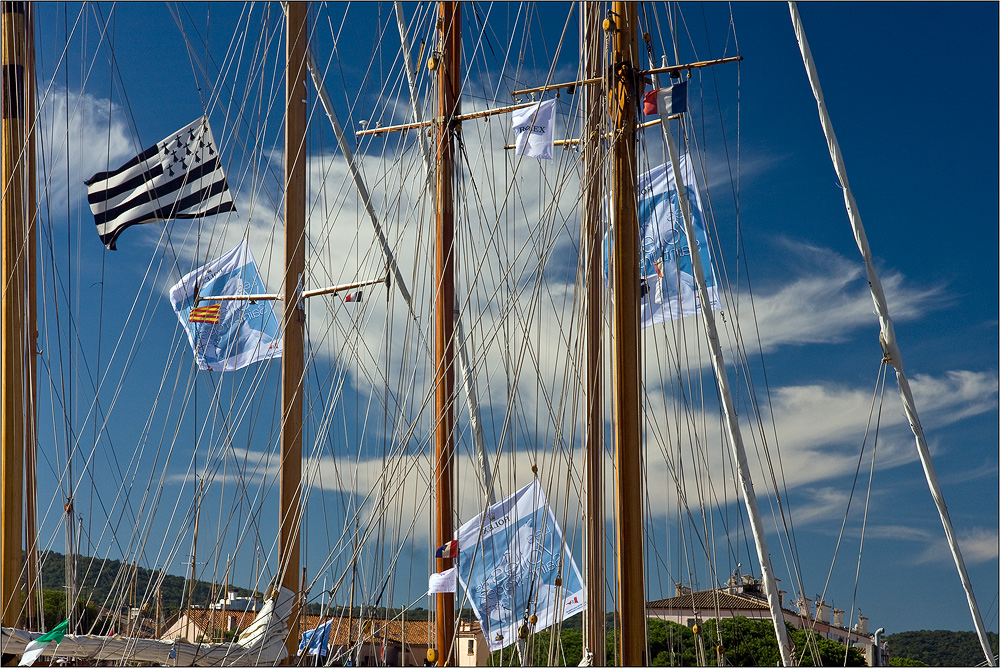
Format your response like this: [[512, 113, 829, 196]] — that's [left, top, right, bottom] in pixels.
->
[[637, 156, 720, 326], [456, 479, 585, 652], [1, 586, 294, 666]]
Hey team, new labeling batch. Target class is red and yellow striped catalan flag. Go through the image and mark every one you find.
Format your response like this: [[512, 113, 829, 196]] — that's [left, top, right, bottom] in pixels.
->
[[188, 303, 221, 324]]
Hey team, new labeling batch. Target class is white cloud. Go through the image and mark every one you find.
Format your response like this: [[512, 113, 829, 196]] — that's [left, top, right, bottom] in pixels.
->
[[915, 527, 999, 566], [36, 48, 993, 599], [721, 239, 943, 352]]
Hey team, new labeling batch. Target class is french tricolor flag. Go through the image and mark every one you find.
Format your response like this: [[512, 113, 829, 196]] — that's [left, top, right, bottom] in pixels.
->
[[642, 81, 687, 116], [343, 290, 363, 303], [435, 540, 459, 559]]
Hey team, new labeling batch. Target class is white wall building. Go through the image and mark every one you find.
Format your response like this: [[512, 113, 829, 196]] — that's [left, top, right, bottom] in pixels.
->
[[646, 578, 888, 665]]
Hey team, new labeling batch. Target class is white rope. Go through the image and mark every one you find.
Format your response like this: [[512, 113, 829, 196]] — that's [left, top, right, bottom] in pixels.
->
[[788, 4, 995, 665]]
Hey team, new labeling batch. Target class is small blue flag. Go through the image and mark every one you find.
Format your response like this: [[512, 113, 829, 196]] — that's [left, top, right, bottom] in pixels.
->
[[298, 618, 332, 657]]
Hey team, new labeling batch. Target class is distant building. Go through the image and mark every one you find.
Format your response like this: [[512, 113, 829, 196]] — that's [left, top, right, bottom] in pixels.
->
[[297, 615, 432, 666], [456, 620, 490, 667], [160, 606, 491, 666], [646, 577, 888, 666], [209, 589, 263, 612], [294, 615, 489, 666], [160, 607, 261, 642]]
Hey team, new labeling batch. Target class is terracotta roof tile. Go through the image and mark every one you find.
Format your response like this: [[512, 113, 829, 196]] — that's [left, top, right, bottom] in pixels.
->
[[647, 589, 771, 612], [182, 608, 264, 634], [298, 616, 432, 647]]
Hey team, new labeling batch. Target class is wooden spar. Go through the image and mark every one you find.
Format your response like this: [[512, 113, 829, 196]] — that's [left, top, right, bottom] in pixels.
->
[[303, 42, 415, 313], [354, 101, 537, 137], [502, 117, 671, 150], [200, 275, 388, 302], [184, 480, 203, 642], [510, 55, 742, 97], [1, 0, 29, 630], [581, 2, 605, 664], [280, 0, 307, 660], [608, 4, 646, 665], [434, 2, 459, 665], [358, 103, 671, 141]]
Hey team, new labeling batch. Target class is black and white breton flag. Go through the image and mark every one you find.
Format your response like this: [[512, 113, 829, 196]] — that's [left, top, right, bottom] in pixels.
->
[[85, 117, 235, 250]]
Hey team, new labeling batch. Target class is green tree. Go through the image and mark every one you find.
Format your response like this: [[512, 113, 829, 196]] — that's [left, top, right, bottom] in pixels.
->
[[787, 624, 867, 666], [648, 619, 697, 666], [886, 630, 999, 667], [695, 617, 866, 666], [41, 590, 111, 635]]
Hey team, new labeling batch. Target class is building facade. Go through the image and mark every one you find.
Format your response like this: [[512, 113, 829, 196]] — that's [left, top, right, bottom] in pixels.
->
[[646, 578, 888, 666]]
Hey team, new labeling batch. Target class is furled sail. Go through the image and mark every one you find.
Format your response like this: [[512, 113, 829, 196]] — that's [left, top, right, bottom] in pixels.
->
[[0, 587, 293, 666]]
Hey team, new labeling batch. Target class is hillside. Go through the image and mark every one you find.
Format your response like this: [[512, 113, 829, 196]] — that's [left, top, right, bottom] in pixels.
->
[[887, 630, 999, 667], [38, 550, 422, 622], [38, 550, 255, 613]]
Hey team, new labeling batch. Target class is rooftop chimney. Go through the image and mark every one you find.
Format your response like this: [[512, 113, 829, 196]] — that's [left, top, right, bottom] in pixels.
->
[[856, 614, 868, 635], [815, 600, 830, 624], [797, 597, 812, 619]]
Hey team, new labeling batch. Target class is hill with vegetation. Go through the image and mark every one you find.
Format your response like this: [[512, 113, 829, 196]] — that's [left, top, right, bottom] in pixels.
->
[[35, 550, 429, 631], [38, 550, 255, 614], [887, 630, 999, 667]]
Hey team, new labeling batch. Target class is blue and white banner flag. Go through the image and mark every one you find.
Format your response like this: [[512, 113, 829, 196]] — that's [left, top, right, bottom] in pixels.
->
[[637, 155, 720, 326], [511, 100, 557, 159], [298, 618, 332, 657], [169, 241, 281, 371], [86, 117, 235, 250], [455, 479, 585, 652]]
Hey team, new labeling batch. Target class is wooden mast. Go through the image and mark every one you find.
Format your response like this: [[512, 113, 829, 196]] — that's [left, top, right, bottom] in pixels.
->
[[1, 0, 31, 630], [281, 0, 307, 659], [22, 0, 38, 632], [607, 3, 646, 665], [581, 1, 606, 664], [434, 2, 459, 665], [14, 0, 36, 633]]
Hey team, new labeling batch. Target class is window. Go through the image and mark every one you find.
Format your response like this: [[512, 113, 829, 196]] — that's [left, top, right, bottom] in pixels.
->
[[467, 639, 475, 655]]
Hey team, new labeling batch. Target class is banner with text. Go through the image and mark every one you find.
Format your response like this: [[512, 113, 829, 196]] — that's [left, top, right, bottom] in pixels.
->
[[456, 480, 585, 652]]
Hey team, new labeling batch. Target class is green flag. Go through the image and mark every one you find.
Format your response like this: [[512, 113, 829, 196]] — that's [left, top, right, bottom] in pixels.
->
[[18, 619, 69, 666]]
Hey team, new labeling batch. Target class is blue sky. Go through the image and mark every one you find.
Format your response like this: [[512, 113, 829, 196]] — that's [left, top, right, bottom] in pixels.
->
[[25, 1, 997, 643]]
